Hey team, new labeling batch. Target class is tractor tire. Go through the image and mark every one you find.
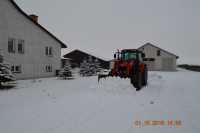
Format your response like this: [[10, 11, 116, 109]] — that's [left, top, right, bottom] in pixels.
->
[[133, 72, 142, 91], [142, 66, 148, 86], [130, 75, 134, 85]]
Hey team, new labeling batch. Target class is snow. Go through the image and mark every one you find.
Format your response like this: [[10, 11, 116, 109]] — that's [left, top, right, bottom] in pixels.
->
[[0, 69, 200, 133]]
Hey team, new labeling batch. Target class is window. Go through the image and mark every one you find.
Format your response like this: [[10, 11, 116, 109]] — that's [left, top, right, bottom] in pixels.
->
[[45, 47, 53, 56], [49, 47, 52, 56], [157, 50, 161, 56], [122, 52, 137, 60], [15, 66, 21, 72], [18, 40, 25, 54], [8, 38, 16, 53], [11, 65, 22, 73], [45, 65, 52, 72], [143, 58, 155, 61], [0, 55, 3, 63], [11, 66, 15, 72], [45, 47, 49, 55]]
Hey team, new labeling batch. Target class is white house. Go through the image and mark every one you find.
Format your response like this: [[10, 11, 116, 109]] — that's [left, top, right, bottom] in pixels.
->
[[138, 43, 179, 71], [0, 0, 67, 79]]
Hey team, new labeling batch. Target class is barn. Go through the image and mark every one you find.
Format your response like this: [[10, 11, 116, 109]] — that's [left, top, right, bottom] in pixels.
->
[[63, 49, 110, 69], [138, 43, 179, 71]]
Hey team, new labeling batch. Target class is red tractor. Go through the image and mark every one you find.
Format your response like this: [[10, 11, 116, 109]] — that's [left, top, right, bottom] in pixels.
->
[[98, 49, 148, 91]]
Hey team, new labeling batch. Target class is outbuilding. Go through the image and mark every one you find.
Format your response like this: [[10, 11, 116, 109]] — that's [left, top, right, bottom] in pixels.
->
[[138, 43, 179, 71], [63, 49, 110, 69]]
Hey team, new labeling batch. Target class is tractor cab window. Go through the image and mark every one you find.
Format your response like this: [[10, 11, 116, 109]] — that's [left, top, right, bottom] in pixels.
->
[[122, 52, 137, 60], [129, 53, 137, 59]]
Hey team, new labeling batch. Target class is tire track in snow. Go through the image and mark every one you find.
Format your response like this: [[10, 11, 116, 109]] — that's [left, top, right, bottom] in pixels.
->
[[143, 72, 166, 105]]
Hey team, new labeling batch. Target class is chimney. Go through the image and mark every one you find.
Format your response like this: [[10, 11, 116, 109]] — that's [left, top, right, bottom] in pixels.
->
[[29, 14, 38, 23]]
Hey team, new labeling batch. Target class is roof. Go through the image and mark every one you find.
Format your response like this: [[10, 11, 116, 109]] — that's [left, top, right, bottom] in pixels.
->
[[10, 0, 67, 48], [61, 57, 72, 60], [63, 49, 109, 62], [138, 43, 179, 59]]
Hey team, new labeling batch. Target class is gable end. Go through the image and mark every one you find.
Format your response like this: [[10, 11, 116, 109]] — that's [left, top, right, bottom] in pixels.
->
[[10, 0, 67, 48], [138, 43, 179, 59]]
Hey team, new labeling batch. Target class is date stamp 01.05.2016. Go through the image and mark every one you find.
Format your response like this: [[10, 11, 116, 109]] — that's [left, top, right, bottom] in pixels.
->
[[133, 120, 182, 128]]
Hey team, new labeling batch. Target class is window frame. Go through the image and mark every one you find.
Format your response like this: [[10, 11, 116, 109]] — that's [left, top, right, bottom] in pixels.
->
[[157, 50, 161, 56], [45, 46, 53, 57], [45, 47, 49, 55], [8, 38, 16, 53], [11, 66, 15, 72], [143, 58, 155, 61], [18, 39, 25, 54], [45, 65, 53, 72], [121, 52, 137, 60], [49, 47, 53, 56], [11, 65, 22, 73]]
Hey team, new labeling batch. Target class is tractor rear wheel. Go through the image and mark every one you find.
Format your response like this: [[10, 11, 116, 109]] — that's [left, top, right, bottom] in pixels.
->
[[131, 72, 142, 91], [142, 66, 148, 86], [135, 72, 142, 91]]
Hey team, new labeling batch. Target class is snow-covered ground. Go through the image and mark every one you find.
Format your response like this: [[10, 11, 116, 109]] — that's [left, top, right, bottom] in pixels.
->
[[0, 69, 200, 133]]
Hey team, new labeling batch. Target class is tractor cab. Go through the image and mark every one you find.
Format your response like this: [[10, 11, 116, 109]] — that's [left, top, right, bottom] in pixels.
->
[[114, 49, 145, 62], [112, 49, 145, 77]]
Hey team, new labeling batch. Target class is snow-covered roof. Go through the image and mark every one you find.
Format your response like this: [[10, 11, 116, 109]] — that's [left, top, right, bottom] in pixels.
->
[[61, 57, 72, 60], [63, 49, 111, 61]]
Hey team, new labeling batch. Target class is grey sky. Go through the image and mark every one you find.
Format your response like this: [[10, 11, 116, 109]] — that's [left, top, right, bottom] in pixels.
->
[[15, 0, 200, 64]]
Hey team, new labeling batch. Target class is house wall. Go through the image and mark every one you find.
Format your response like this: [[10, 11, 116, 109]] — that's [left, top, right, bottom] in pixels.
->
[[0, 0, 62, 79], [138, 44, 177, 71]]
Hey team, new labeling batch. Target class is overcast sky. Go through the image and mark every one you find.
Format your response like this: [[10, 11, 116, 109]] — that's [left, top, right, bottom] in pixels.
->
[[15, 0, 200, 64]]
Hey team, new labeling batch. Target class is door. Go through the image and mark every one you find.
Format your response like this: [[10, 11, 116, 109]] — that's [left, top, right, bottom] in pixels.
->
[[162, 58, 174, 71]]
